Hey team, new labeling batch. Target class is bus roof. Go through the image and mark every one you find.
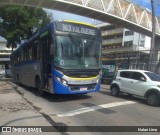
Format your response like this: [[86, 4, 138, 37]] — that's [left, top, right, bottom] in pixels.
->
[[64, 20, 95, 28]]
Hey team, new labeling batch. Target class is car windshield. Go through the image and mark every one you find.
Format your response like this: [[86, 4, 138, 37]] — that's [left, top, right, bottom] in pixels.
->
[[144, 72, 160, 81], [54, 35, 101, 69]]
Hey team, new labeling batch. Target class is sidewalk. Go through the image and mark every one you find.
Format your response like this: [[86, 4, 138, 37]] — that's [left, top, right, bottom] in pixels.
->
[[0, 79, 60, 135]]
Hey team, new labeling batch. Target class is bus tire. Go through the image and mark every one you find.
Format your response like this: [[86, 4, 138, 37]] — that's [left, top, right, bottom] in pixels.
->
[[36, 77, 44, 96]]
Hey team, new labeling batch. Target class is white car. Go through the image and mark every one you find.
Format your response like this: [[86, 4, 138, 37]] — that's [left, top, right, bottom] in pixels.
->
[[110, 70, 160, 106]]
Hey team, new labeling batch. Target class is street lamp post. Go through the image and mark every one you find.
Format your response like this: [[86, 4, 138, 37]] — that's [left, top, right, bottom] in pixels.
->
[[148, 0, 156, 71]]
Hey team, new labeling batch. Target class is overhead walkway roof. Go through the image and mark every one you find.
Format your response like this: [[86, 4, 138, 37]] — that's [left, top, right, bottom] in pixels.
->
[[0, 0, 159, 37]]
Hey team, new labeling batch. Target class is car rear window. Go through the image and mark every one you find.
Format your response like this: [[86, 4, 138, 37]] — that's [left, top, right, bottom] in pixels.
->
[[120, 71, 131, 78]]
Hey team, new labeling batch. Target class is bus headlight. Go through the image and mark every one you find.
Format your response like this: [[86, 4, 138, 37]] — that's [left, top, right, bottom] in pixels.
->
[[55, 76, 68, 86], [62, 79, 68, 86], [96, 79, 100, 84], [56, 76, 61, 82], [99, 70, 102, 77]]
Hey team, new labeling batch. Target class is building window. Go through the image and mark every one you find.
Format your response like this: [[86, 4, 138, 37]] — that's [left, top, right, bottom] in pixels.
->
[[139, 40, 145, 47], [139, 44, 144, 47], [124, 41, 133, 46], [125, 31, 134, 36], [140, 34, 145, 39]]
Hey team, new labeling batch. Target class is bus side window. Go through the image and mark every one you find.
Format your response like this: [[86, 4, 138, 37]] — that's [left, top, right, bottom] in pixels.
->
[[21, 50, 24, 62], [32, 46, 37, 60], [40, 31, 52, 74], [28, 46, 32, 60], [32, 40, 39, 60], [17, 53, 20, 63], [24, 48, 27, 62]]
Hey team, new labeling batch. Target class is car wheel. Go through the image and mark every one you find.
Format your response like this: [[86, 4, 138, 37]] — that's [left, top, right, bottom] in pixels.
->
[[147, 93, 160, 106], [111, 86, 119, 97], [36, 78, 44, 96]]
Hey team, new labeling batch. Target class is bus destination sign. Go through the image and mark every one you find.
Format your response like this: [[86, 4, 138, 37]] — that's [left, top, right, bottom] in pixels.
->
[[56, 22, 96, 36]]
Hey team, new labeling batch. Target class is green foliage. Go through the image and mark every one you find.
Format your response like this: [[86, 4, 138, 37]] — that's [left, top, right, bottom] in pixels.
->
[[0, 5, 52, 49]]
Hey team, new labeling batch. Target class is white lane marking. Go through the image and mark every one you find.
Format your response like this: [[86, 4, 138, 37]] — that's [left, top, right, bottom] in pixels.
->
[[57, 101, 136, 117]]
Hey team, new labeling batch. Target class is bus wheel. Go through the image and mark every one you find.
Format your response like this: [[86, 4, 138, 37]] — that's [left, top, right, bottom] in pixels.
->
[[36, 77, 44, 96]]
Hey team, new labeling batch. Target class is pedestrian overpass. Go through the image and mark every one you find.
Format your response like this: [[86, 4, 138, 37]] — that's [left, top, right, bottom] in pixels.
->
[[0, 0, 160, 37], [0, 0, 160, 71]]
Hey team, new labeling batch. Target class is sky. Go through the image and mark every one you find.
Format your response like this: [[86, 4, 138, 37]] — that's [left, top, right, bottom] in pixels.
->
[[131, 0, 160, 16], [46, 0, 160, 24], [45, 9, 94, 24]]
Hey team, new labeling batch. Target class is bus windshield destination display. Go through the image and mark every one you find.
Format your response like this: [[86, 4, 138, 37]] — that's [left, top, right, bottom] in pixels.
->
[[56, 22, 96, 36]]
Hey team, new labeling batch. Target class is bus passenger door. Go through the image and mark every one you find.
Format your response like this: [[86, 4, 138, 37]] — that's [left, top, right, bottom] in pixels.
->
[[40, 31, 52, 92]]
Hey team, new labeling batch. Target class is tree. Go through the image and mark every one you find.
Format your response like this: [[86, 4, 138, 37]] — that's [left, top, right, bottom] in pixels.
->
[[0, 5, 52, 51]]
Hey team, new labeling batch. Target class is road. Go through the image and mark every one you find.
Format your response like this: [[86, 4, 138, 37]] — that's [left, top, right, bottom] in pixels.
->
[[7, 81, 160, 134]]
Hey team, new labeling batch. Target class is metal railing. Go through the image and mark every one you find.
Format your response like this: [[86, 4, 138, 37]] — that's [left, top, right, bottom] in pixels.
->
[[102, 38, 123, 45], [102, 49, 160, 73], [0, 50, 12, 53], [102, 28, 123, 36]]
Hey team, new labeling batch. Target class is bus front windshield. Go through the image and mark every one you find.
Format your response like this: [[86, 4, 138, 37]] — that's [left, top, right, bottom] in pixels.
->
[[54, 35, 101, 69]]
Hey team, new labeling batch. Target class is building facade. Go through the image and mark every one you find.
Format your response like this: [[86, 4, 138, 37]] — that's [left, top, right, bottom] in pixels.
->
[[98, 23, 151, 53], [97, 23, 151, 80], [0, 36, 7, 50], [0, 36, 12, 69]]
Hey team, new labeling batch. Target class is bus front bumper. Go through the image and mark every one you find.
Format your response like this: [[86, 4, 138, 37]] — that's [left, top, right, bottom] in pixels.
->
[[53, 79, 100, 94]]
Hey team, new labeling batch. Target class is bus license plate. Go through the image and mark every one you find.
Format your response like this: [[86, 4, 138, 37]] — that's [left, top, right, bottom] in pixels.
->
[[80, 87, 87, 91]]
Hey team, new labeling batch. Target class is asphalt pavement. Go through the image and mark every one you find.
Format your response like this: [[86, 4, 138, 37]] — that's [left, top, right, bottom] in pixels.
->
[[0, 76, 160, 135]]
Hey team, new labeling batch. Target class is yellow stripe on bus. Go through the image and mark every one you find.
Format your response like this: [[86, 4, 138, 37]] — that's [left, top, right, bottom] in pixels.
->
[[67, 76, 98, 80], [64, 20, 95, 28]]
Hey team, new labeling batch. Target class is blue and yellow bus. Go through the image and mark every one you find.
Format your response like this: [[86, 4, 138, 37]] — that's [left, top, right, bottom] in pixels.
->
[[10, 20, 102, 95]]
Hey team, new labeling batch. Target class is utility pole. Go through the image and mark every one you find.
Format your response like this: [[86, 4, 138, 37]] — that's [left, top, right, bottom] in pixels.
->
[[148, 0, 155, 71]]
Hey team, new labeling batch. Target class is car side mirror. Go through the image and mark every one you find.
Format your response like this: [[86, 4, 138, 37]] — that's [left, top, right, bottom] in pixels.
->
[[140, 77, 146, 82]]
